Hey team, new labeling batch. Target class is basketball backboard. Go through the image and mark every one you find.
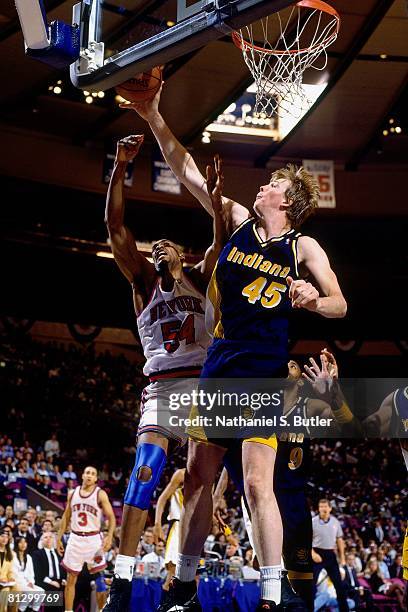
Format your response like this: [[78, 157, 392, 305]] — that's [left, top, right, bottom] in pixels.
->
[[69, 0, 296, 92]]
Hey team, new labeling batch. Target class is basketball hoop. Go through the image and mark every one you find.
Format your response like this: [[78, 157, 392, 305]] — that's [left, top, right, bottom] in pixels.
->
[[232, 0, 340, 118]]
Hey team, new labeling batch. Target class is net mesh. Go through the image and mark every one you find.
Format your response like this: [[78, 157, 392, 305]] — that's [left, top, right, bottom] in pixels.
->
[[233, 2, 339, 118]]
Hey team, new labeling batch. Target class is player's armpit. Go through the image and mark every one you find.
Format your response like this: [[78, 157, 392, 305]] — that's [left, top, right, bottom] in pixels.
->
[[222, 198, 251, 233], [109, 226, 155, 286]]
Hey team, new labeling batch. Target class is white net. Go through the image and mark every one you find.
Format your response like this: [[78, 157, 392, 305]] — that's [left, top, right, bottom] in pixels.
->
[[232, 1, 340, 119]]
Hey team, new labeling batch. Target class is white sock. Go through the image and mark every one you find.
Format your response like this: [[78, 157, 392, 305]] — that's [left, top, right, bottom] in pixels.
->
[[175, 553, 200, 582], [114, 553, 135, 581], [260, 565, 282, 603]]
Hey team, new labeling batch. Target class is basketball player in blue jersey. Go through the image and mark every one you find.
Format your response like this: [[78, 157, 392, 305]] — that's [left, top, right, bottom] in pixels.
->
[[213, 352, 348, 611], [124, 90, 346, 611], [103, 135, 227, 611], [303, 351, 408, 598]]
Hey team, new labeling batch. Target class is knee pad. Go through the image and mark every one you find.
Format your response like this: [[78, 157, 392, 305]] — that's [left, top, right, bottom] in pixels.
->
[[124, 443, 167, 510], [95, 574, 107, 592]]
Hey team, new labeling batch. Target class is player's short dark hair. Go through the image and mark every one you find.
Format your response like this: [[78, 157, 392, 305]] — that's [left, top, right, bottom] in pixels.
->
[[318, 498, 330, 505]]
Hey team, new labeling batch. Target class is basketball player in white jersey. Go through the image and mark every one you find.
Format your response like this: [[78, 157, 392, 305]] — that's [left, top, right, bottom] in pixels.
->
[[57, 466, 116, 612], [103, 135, 226, 610], [153, 468, 185, 591]]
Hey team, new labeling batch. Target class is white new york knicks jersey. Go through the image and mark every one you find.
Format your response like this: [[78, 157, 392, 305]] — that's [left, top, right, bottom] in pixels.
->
[[137, 273, 210, 376], [167, 488, 183, 521], [70, 486, 102, 533]]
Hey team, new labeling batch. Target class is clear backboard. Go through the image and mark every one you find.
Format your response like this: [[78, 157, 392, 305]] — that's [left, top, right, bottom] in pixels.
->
[[69, 0, 295, 91]]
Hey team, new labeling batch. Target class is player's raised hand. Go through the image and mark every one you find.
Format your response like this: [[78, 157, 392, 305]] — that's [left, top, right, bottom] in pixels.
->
[[56, 538, 64, 556], [303, 354, 334, 402], [206, 154, 224, 213], [286, 276, 319, 311], [119, 81, 164, 120], [153, 522, 165, 545], [321, 348, 338, 378], [116, 134, 144, 163]]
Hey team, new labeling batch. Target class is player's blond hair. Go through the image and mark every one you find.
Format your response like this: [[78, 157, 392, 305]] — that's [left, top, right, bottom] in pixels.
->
[[271, 164, 319, 229]]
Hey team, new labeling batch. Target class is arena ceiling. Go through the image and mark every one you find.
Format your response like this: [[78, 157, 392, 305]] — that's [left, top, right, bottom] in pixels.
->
[[0, 1, 407, 338], [0, 0, 407, 169]]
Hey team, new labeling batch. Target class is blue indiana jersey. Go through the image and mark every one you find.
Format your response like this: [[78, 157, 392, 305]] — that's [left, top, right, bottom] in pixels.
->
[[392, 387, 408, 437], [275, 396, 311, 490], [204, 218, 301, 379], [207, 218, 301, 349]]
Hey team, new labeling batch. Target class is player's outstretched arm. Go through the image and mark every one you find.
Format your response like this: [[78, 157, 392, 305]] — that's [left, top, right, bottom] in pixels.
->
[[213, 468, 229, 529], [105, 135, 156, 311], [153, 468, 185, 544], [213, 466, 229, 515], [361, 393, 393, 437], [292, 236, 347, 318], [99, 490, 116, 552], [193, 155, 228, 285], [119, 87, 249, 229], [212, 467, 237, 543], [56, 491, 73, 555]]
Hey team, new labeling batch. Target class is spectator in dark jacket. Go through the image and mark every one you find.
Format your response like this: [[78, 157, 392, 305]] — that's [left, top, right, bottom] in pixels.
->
[[389, 554, 404, 579], [32, 533, 66, 610], [14, 517, 36, 554]]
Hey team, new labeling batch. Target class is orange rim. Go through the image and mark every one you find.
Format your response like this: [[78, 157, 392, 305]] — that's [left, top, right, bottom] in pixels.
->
[[232, 0, 340, 56]]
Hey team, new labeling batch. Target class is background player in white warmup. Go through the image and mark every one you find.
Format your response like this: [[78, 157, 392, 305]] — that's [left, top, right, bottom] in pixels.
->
[[103, 135, 226, 610], [57, 466, 116, 612]]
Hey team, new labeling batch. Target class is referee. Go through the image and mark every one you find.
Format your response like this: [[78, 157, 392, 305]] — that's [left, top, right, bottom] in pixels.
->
[[312, 498, 348, 612]]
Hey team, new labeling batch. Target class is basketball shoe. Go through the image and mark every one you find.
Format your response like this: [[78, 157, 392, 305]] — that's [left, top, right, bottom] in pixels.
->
[[280, 572, 308, 610], [157, 577, 202, 611], [103, 576, 132, 611]]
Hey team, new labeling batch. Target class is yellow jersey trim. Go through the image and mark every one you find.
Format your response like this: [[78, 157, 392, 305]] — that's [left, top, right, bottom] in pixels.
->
[[207, 263, 224, 339], [243, 435, 278, 450], [288, 570, 313, 580]]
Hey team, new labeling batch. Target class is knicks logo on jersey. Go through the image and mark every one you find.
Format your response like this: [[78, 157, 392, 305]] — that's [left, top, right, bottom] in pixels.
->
[[72, 503, 99, 517], [149, 295, 204, 324]]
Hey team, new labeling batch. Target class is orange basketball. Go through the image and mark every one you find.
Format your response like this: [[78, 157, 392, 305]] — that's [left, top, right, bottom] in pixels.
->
[[115, 66, 163, 103]]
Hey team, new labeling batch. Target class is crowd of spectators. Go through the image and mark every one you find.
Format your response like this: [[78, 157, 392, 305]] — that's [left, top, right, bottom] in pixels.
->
[[1, 333, 407, 610], [1, 332, 143, 467]]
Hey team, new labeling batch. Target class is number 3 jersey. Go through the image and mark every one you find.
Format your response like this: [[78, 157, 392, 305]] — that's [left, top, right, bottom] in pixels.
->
[[137, 272, 210, 377], [205, 218, 301, 374], [70, 486, 102, 532]]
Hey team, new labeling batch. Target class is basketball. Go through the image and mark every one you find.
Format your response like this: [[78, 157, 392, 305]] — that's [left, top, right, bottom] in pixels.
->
[[115, 66, 163, 103]]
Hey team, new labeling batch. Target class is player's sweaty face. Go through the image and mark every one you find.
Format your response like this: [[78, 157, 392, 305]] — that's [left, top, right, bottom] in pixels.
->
[[152, 240, 180, 267]]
